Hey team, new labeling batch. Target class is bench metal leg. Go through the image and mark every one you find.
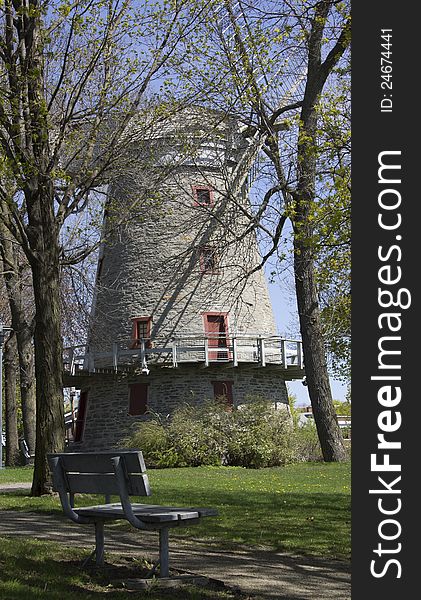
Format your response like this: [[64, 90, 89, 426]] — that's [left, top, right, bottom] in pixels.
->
[[159, 528, 169, 577], [95, 521, 105, 566]]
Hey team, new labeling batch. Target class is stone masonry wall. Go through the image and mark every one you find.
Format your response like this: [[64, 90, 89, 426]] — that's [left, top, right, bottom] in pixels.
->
[[88, 110, 279, 355], [89, 167, 279, 354]]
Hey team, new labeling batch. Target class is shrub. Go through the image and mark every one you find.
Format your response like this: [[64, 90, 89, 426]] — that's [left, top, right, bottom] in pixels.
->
[[167, 403, 224, 467], [293, 421, 323, 462], [226, 398, 295, 468], [124, 396, 296, 468], [125, 416, 178, 468]]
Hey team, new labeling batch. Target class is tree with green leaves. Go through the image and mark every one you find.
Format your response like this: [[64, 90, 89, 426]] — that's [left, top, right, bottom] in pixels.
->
[[308, 73, 351, 385], [0, 0, 210, 493], [175, 0, 351, 460]]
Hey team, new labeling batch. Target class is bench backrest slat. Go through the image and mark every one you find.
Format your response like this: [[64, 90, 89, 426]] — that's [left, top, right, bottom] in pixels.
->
[[65, 472, 150, 496], [48, 450, 151, 497], [57, 450, 147, 474]]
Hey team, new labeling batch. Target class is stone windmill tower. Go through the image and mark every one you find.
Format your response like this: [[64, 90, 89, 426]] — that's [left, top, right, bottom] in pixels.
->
[[64, 107, 304, 450]]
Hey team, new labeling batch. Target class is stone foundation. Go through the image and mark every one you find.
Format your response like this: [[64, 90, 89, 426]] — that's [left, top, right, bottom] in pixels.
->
[[72, 364, 289, 451]]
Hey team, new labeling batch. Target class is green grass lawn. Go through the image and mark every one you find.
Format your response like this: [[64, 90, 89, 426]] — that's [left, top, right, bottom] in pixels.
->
[[0, 466, 34, 484], [0, 462, 350, 559]]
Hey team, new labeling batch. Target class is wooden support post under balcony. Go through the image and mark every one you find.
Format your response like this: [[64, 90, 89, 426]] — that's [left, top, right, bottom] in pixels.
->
[[204, 338, 209, 367], [281, 339, 288, 369], [232, 337, 238, 367], [297, 341, 303, 369], [172, 339, 178, 368], [140, 339, 146, 365], [258, 337, 266, 367], [69, 347, 75, 376]]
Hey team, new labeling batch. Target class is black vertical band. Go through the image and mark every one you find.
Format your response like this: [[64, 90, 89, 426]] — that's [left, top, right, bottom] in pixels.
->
[[352, 2, 417, 597]]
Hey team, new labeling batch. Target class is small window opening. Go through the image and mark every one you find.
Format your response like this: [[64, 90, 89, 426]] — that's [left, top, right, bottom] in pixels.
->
[[128, 383, 149, 416], [193, 186, 213, 206], [212, 380, 234, 409], [199, 246, 219, 274], [131, 317, 152, 348]]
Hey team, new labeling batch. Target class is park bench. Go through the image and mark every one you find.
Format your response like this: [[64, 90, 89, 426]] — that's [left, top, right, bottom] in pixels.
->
[[47, 450, 217, 577]]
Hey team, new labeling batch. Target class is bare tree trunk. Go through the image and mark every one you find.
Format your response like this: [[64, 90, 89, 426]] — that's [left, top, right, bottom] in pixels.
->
[[4, 333, 19, 466], [30, 260, 65, 493], [0, 220, 36, 454], [17, 330, 36, 454], [27, 187, 65, 495], [294, 234, 347, 461], [294, 109, 346, 461]]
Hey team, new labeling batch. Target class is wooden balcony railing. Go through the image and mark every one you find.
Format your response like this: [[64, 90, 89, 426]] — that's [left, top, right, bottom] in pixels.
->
[[63, 334, 304, 376]]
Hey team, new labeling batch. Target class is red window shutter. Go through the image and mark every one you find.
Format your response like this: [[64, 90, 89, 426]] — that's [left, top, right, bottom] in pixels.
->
[[128, 383, 149, 416], [212, 381, 233, 407]]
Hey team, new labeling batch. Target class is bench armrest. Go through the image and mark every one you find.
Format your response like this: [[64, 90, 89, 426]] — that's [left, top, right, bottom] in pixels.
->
[[49, 456, 92, 525], [111, 456, 148, 530]]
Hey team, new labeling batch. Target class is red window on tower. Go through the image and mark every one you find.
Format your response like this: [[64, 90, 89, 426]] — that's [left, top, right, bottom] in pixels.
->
[[131, 317, 152, 349], [199, 246, 219, 274], [128, 383, 149, 416], [192, 185, 214, 207], [203, 312, 230, 360], [212, 381, 234, 408]]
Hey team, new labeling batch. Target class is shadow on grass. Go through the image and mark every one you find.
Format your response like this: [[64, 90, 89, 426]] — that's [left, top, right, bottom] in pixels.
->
[[0, 489, 349, 559], [151, 487, 350, 559], [0, 537, 248, 600]]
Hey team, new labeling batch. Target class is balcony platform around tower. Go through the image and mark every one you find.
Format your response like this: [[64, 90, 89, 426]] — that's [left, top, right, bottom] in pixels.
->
[[63, 334, 305, 385]]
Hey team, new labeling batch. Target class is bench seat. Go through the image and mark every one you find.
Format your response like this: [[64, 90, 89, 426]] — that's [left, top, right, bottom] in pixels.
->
[[75, 503, 217, 523]]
